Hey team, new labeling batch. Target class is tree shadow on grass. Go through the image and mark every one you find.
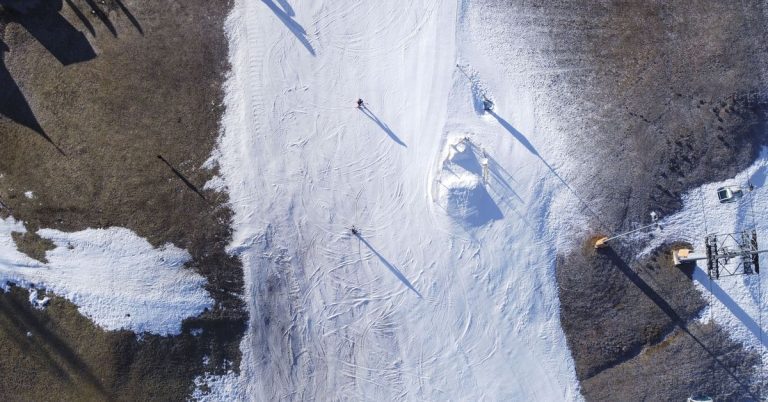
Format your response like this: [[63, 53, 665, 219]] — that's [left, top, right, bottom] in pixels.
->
[[0, 288, 111, 398], [4, 0, 97, 64], [0, 0, 144, 153], [0, 42, 66, 154]]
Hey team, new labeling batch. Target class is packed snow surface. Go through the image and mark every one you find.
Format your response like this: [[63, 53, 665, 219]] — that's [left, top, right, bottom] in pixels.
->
[[206, 0, 585, 399], [640, 150, 768, 365], [0, 216, 213, 335]]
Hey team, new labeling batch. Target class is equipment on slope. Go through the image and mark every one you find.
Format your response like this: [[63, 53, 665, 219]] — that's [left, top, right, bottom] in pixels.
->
[[594, 211, 660, 248], [673, 229, 766, 279], [482, 96, 495, 112], [480, 148, 489, 185], [716, 185, 744, 203]]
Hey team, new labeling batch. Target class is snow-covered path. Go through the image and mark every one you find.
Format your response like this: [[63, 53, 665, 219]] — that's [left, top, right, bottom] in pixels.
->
[[213, 0, 582, 399]]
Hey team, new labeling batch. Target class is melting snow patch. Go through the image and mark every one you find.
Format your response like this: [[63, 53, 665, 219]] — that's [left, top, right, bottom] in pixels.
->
[[191, 370, 243, 401], [27, 287, 50, 309], [0, 215, 213, 335]]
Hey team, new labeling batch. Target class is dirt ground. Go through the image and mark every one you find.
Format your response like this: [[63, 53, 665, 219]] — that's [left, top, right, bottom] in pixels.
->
[[0, 0, 243, 400], [523, 0, 768, 399]]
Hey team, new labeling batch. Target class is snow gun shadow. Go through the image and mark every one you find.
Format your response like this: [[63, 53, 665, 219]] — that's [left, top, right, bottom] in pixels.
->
[[488, 110, 606, 230], [356, 235, 422, 298], [361, 107, 407, 147], [691, 266, 768, 348], [601, 248, 759, 399], [261, 0, 315, 56]]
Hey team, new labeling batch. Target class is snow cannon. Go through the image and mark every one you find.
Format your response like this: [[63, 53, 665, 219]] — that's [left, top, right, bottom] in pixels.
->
[[672, 248, 691, 266], [671, 247, 708, 266], [593, 212, 661, 250], [593, 236, 609, 249]]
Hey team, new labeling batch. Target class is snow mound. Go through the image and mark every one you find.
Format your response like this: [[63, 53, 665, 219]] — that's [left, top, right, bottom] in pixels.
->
[[434, 136, 502, 226], [0, 216, 213, 335]]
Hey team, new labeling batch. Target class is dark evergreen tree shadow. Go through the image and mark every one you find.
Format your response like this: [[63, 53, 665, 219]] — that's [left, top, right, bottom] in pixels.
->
[[0, 0, 144, 153]]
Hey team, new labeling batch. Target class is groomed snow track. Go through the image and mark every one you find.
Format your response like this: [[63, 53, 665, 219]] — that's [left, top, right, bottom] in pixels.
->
[[209, 0, 583, 399]]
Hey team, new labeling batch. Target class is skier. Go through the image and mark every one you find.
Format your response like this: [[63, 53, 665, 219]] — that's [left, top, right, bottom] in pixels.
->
[[357, 98, 364, 109], [350, 225, 359, 235]]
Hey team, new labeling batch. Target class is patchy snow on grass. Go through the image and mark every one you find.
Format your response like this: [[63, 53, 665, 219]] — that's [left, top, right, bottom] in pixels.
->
[[0, 216, 213, 336], [638, 149, 768, 367], [191, 370, 244, 401]]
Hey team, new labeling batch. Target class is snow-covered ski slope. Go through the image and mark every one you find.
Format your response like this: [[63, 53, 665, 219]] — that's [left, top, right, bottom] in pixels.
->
[[213, 0, 583, 399]]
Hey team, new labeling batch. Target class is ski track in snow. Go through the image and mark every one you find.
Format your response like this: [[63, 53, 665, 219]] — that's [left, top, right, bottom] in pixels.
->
[[203, 0, 584, 400], [0, 216, 213, 336]]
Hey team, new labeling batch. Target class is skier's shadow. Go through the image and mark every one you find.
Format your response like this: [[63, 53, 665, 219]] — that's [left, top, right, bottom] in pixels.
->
[[360, 106, 407, 147], [355, 234, 421, 298]]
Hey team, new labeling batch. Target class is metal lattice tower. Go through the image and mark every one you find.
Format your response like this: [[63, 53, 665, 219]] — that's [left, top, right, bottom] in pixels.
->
[[705, 230, 763, 279]]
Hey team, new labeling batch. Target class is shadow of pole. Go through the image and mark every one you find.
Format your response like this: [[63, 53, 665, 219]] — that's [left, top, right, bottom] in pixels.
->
[[692, 266, 767, 348], [488, 110, 608, 231], [355, 234, 422, 298], [360, 106, 407, 147], [602, 248, 759, 399], [261, 0, 315, 56], [157, 155, 208, 201], [114, 0, 143, 35]]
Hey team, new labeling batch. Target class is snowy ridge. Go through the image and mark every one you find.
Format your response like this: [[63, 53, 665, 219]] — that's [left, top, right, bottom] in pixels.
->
[[203, 0, 584, 399], [0, 216, 213, 336]]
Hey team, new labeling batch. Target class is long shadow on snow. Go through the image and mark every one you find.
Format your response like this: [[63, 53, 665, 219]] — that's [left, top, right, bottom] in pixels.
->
[[355, 234, 422, 298], [261, 0, 315, 56], [488, 110, 607, 230], [602, 248, 758, 399], [690, 265, 768, 348], [360, 106, 407, 147]]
